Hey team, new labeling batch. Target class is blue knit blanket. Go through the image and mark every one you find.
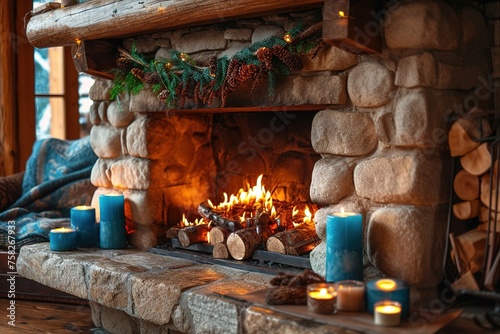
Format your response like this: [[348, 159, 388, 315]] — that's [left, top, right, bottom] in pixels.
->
[[0, 137, 98, 249]]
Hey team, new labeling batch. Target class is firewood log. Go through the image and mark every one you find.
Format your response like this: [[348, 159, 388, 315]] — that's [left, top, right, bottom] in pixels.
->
[[177, 224, 209, 247], [460, 142, 491, 176], [198, 202, 243, 232], [448, 111, 492, 157], [453, 169, 480, 201], [480, 174, 500, 212], [166, 226, 180, 238], [455, 229, 487, 274], [209, 226, 230, 245], [266, 223, 320, 256], [478, 206, 500, 232], [452, 199, 480, 220], [213, 243, 230, 259], [226, 226, 270, 260]]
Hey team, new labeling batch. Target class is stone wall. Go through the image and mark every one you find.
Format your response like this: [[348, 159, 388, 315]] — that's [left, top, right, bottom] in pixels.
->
[[87, 0, 496, 289]]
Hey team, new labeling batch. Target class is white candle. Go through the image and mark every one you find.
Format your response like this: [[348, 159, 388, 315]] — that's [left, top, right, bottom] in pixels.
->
[[374, 301, 402, 326], [334, 280, 365, 311]]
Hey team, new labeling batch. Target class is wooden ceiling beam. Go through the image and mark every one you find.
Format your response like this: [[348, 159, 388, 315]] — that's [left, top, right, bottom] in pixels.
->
[[26, 0, 323, 49]]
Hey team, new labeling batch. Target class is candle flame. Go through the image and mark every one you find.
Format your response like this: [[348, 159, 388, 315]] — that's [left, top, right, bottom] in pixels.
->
[[376, 279, 397, 291], [341, 207, 345, 214], [376, 305, 401, 314], [319, 288, 328, 297]]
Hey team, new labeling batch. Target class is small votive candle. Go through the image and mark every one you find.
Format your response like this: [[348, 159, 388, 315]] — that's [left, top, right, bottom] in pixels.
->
[[366, 278, 410, 318], [49, 227, 77, 251], [334, 280, 366, 311], [374, 301, 402, 326], [307, 283, 337, 314], [71, 205, 97, 248]]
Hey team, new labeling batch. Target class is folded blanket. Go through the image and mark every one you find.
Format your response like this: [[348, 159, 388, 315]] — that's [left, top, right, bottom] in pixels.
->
[[0, 137, 98, 249]]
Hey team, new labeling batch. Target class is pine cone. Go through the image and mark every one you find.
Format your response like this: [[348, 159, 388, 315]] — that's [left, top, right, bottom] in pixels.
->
[[157, 89, 170, 102], [143, 72, 161, 84], [237, 64, 258, 83], [116, 57, 135, 71], [272, 45, 303, 72], [131, 68, 146, 81], [256, 47, 273, 70]]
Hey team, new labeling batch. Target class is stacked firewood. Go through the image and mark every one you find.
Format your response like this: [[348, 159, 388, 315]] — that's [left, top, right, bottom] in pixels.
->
[[166, 201, 320, 261], [448, 108, 500, 291]]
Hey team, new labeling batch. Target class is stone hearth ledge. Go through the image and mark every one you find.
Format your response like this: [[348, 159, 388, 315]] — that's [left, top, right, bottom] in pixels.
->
[[17, 243, 359, 333]]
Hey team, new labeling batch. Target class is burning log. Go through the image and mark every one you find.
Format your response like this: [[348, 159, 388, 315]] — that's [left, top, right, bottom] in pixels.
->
[[177, 224, 209, 247], [226, 226, 270, 260], [166, 226, 181, 238], [209, 226, 230, 245], [213, 243, 230, 259], [198, 202, 244, 232], [266, 223, 320, 256]]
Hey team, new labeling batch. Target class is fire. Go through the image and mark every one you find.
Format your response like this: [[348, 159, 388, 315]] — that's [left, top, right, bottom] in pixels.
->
[[180, 213, 209, 227], [292, 204, 313, 227]]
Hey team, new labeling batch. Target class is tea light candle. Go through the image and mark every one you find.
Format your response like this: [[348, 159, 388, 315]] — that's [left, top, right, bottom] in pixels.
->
[[99, 193, 127, 249], [307, 283, 337, 314], [326, 210, 363, 282], [334, 280, 365, 311], [71, 205, 97, 248], [374, 301, 402, 326], [49, 227, 77, 251], [366, 278, 410, 318]]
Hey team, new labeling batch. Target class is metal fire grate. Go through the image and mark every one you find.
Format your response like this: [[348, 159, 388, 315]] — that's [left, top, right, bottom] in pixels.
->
[[150, 238, 311, 275]]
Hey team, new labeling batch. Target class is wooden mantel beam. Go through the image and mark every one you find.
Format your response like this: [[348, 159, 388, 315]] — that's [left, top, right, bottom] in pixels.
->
[[26, 0, 324, 49]]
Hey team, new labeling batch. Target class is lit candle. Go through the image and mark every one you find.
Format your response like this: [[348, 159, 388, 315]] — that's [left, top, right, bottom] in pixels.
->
[[326, 209, 363, 282], [307, 283, 337, 314], [49, 227, 77, 251], [374, 301, 402, 326], [334, 280, 365, 311], [366, 278, 410, 318], [71, 205, 97, 248], [99, 193, 127, 249]]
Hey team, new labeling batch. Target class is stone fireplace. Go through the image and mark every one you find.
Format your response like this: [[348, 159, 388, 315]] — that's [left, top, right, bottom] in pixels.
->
[[17, 0, 500, 332]]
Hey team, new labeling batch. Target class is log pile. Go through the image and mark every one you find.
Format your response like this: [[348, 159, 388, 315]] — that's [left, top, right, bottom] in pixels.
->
[[448, 108, 500, 291], [166, 200, 320, 262]]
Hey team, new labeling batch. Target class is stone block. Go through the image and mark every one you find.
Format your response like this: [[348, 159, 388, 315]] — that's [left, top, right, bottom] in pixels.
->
[[347, 62, 395, 108], [366, 205, 448, 287], [224, 28, 252, 41], [129, 88, 169, 113], [107, 157, 153, 190], [112, 252, 195, 271], [108, 98, 135, 128], [171, 30, 227, 53], [89, 78, 112, 101], [395, 53, 486, 90], [313, 201, 367, 240], [393, 89, 462, 148], [98, 101, 109, 123], [385, 0, 460, 51], [90, 124, 123, 159], [123, 36, 159, 54], [311, 110, 378, 156], [128, 225, 160, 250], [89, 102, 101, 125], [310, 157, 354, 205], [89, 301, 102, 328], [91, 158, 113, 188], [251, 25, 285, 44], [126, 116, 177, 159], [187, 293, 241, 334], [354, 151, 451, 205], [309, 240, 326, 278], [219, 41, 251, 59], [301, 45, 357, 72], [130, 266, 227, 325], [100, 305, 138, 334], [243, 305, 357, 334]]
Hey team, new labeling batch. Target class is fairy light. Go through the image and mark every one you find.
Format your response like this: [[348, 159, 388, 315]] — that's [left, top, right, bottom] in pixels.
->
[[164, 62, 173, 70], [180, 53, 188, 62], [338, 11, 346, 17], [283, 33, 293, 44]]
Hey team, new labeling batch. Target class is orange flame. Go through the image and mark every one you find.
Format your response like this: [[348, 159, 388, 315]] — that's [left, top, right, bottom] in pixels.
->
[[180, 213, 208, 227]]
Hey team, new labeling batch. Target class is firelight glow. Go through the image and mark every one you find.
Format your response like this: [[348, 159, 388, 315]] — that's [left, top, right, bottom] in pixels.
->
[[376, 279, 397, 291]]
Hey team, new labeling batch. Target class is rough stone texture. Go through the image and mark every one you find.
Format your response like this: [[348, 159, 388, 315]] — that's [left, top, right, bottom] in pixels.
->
[[311, 110, 378, 156], [98, 101, 109, 123], [171, 30, 227, 53], [89, 102, 101, 125], [89, 301, 102, 328], [354, 151, 451, 205], [101, 305, 138, 334], [310, 157, 354, 205], [243, 305, 358, 334], [313, 201, 368, 240], [301, 45, 357, 72], [367, 205, 448, 287], [126, 116, 177, 159], [385, 0, 460, 51], [219, 41, 251, 59], [251, 25, 285, 44], [392, 89, 462, 148], [309, 239, 327, 277], [224, 28, 252, 41], [122, 188, 164, 227], [107, 98, 135, 128], [90, 158, 113, 188], [89, 79, 112, 101], [395, 52, 486, 90], [124, 36, 159, 54], [129, 88, 170, 113], [186, 293, 240, 334], [90, 124, 123, 159], [107, 157, 153, 190], [347, 62, 395, 108]]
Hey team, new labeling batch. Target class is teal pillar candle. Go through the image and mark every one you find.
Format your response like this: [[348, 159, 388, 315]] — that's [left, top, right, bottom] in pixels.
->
[[326, 211, 363, 282], [366, 278, 410, 318], [99, 193, 127, 249], [71, 205, 97, 247], [49, 227, 77, 251]]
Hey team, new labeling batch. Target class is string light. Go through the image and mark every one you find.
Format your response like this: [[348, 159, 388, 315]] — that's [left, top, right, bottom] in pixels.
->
[[283, 33, 293, 44], [164, 62, 173, 70], [338, 11, 346, 17], [180, 53, 188, 62]]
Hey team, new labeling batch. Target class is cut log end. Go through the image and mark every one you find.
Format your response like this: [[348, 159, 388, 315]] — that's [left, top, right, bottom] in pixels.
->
[[226, 233, 248, 260], [213, 243, 230, 259], [266, 237, 286, 254]]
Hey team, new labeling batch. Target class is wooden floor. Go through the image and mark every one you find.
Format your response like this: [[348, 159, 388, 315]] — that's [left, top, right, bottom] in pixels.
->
[[0, 298, 96, 334]]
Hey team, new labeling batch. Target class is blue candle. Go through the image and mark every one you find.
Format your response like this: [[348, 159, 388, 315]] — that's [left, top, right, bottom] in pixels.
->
[[49, 227, 77, 251], [367, 278, 410, 318], [71, 205, 97, 248], [99, 193, 127, 249], [326, 211, 363, 282]]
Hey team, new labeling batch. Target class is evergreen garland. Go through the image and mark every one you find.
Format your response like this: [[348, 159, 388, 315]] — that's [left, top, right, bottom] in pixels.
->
[[110, 22, 323, 112]]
